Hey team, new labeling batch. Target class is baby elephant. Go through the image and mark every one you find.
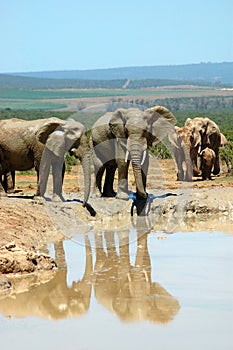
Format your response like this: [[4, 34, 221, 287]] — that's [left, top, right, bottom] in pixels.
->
[[200, 147, 216, 180]]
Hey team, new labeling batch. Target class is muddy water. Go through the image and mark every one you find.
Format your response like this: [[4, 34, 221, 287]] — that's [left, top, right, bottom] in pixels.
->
[[0, 230, 232, 350]]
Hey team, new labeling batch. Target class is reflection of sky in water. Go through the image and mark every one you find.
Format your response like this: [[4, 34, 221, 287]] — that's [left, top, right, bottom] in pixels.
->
[[0, 231, 232, 350]]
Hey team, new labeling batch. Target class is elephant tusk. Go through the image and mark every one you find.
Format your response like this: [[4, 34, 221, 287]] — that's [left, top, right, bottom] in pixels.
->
[[141, 149, 147, 166], [125, 150, 129, 163]]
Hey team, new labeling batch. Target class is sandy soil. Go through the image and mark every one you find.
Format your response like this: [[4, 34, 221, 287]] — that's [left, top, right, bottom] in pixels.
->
[[0, 159, 232, 285]]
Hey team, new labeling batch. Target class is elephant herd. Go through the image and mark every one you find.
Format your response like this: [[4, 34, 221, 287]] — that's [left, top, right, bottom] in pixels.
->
[[175, 117, 227, 181], [0, 106, 227, 205]]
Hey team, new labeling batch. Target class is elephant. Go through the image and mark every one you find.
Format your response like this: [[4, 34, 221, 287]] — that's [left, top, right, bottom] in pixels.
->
[[0, 119, 20, 195], [200, 147, 216, 180], [91, 106, 177, 200], [185, 117, 221, 176], [168, 126, 193, 181], [0, 240, 92, 320], [93, 222, 180, 323], [174, 124, 202, 176], [38, 118, 91, 202], [0, 118, 91, 204]]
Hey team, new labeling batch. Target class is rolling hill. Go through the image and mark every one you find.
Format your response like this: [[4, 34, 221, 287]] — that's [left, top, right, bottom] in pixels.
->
[[10, 62, 233, 83], [0, 62, 232, 89]]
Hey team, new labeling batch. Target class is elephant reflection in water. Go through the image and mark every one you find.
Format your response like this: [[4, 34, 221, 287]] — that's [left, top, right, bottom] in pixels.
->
[[0, 224, 179, 323], [93, 219, 180, 323], [0, 239, 92, 320]]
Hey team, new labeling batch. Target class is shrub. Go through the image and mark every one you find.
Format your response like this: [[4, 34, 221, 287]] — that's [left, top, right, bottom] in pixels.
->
[[220, 141, 233, 173]]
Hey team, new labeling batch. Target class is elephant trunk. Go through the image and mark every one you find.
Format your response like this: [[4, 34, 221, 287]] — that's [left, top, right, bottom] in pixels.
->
[[130, 142, 147, 198], [81, 151, 91, 206]]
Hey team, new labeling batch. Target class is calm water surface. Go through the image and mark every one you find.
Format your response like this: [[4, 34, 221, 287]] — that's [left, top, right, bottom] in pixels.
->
[[0, 230, 232, 350]]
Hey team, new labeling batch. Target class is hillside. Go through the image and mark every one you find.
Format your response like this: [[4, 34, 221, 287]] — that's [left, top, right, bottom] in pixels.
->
[[8, 62, 233, 84]]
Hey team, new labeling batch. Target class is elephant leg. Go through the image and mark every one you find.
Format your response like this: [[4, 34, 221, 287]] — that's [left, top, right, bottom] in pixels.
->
[[5, 171, 15, 192], [62, 162, 66, 184], [190, 147, 201, 176], [0, 177, 7, 196], [92, 151, 105, 198], [173, 148, 184, 181], [201, 162, 207, 180], [38, 148, 52, 197], [140, 151, 149, 195], [213, 150, 220, 175], [179, 142, 193, 182], [93, 165, 104, 197], [201, 163, 212, 180], [116, 160, 129, 200], [6, 171, 15, 191], [103, 164, 117, 197], [51, 157, 65, 201]]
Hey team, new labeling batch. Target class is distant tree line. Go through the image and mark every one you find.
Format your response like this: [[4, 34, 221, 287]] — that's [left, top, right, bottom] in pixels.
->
[[109, 96, 233, 112], [1, 74, 232, 89]]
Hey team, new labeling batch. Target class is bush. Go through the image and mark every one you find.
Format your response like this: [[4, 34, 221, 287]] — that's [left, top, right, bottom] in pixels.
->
[[65, 153, 77, 173], [220, 142, 233, 172], [149, 143, 172, 159]]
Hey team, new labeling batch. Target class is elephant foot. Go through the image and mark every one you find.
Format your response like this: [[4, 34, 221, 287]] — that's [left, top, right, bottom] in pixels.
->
[[102, 190, 116, 198], [116, 191, 129, 200], [90, 190, 102, 199], [184, 176, 193, 182], [213, 168, 220, 175], [193, 169, 201, 176], [0, 191, 7, 198], [52, 193, 66, 202], [33, 195, 47, 204]]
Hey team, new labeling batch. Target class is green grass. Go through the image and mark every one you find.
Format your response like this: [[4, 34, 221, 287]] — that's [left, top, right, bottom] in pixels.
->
[[0, 87, 214, 100], [0, 100, 67, 110], [0, 88, 127, 100]]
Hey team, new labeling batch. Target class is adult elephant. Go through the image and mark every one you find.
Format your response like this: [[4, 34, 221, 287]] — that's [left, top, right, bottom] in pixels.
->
[[0, 118, 91, 204], [185, 117, 221, 176], [172, 125, 202, 177], [91, 106, 177, 200], [37, 118, 91, 202], [168, 126, 193, 181]]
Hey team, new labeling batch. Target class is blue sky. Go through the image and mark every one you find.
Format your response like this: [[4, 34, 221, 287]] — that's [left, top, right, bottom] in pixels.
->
[[0, 0, 232, 73]]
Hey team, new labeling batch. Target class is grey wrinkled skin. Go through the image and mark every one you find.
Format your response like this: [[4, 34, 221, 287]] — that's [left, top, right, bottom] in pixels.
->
[[91, 106, 178, 200], [0, 118, 91, 204], [185, 117, 222, 176], [200, 147, 216, 180]]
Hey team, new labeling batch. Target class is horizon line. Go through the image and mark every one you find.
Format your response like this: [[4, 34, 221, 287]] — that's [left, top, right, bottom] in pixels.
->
[[2, 61, 233, 75]]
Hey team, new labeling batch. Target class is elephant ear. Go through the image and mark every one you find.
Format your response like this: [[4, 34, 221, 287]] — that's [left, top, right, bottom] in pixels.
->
[[145, 106, 177, 143], [36, 118, 65, 144], [145, 105, 177, 126], [220, 133, 227, 147], [109, 109, 127, 138], [184, 118, 192, 127], [61, 119, 84, 141]]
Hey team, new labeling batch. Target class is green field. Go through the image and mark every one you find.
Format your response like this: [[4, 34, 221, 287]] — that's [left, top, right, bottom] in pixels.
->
[[1, 86, 231, 111], [0, 99, 67, 110], [0, 87, 216, 100]]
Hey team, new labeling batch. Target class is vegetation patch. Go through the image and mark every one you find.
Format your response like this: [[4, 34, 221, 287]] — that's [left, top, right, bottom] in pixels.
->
[[0, 100, 67, 110]]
